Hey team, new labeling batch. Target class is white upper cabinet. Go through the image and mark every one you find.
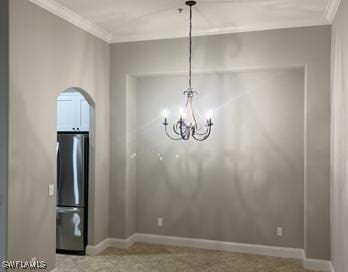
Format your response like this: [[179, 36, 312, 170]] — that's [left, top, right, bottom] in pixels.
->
[[57, 92, 90, 132], [79, 98, 90, 132], [57, 95, 77, 131]]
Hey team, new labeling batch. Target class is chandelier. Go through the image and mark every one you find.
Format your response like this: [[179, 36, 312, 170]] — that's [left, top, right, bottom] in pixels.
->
[[162, 0, 213, 141]]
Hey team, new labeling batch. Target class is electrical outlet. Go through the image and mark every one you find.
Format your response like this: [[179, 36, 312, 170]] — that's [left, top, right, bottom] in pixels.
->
[[157, 218, 163, 227], [276, 227, 283, 237]]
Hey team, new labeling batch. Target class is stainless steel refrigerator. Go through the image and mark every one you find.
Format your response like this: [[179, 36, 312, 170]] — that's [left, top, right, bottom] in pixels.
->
[[56, 133, 88, 255]]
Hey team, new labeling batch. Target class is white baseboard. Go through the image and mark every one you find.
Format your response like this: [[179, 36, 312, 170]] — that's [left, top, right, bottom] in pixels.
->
[[86, 234, 136, 256], [108, 235, 136, 250], [86, 233, 332, 271], [329, 262, 335, 272], [303, 258, 332, 272], [86, 238, 109, 256], [135, 233, 304, 259]]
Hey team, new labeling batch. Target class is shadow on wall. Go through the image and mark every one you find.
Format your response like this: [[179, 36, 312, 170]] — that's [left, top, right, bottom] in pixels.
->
[[215, 70, 303, 246], [130, 65, 305, 249]]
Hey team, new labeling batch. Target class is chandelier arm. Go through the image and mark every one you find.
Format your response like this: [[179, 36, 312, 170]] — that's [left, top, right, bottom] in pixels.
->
[[176, 120, 184, 136], [195, 125, 207, 132], [164, 125, 183, 140], [174, 121, 190, 140], [177, 118, 191, 140], [192, 134, 208, 141], [194, 119, 206, 131], [194, 126, 210, 136], [180, 121, 189, 140], [192, 125, 212, 141], [173, 122, 182, 136], [179, 119, 185, 140]]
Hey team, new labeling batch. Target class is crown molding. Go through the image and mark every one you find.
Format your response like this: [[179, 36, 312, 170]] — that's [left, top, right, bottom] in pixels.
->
[[29, 0, 112, 43], [326, 0, 341, 23], [29, 0, 332, 44], [111, 19, 329, 43]]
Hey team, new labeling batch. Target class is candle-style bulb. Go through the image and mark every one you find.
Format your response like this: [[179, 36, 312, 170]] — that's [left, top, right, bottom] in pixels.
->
[[162, 109, 169, 118], [206, 110, 213, 119]]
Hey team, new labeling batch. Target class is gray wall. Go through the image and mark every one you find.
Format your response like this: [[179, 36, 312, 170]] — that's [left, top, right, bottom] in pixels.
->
[[9, 0, 110, 270], [125, 77, 137, 237], [331, 0, 348, 271], [110, 26, 331, 259], [0, 0, 9, 268], [135, 69, 305, 249]]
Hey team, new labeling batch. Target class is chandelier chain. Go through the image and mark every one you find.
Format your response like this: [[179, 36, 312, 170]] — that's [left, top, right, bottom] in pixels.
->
[[189, 4, 192, 90]]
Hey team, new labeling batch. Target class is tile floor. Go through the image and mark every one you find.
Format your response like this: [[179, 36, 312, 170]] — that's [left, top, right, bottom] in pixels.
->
[[56, 243, 316, 272]]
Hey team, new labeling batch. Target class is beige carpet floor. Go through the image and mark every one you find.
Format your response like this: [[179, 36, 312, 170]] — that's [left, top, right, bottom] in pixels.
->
[[56, 243, 315, 272]]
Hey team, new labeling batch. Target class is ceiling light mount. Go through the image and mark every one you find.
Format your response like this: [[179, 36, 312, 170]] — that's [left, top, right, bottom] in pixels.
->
[[186, 1, 197, 7]]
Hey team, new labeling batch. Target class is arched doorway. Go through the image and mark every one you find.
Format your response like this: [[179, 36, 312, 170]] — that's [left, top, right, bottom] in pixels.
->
[[55, 87, 95, 255]]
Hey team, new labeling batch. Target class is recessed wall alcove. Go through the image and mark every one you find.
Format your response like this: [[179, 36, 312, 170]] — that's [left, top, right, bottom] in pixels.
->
[[126, 67, 306, 249]]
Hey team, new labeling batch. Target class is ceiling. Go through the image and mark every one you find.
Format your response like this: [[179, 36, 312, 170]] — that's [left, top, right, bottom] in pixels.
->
[[30, 0, 340, 43]]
